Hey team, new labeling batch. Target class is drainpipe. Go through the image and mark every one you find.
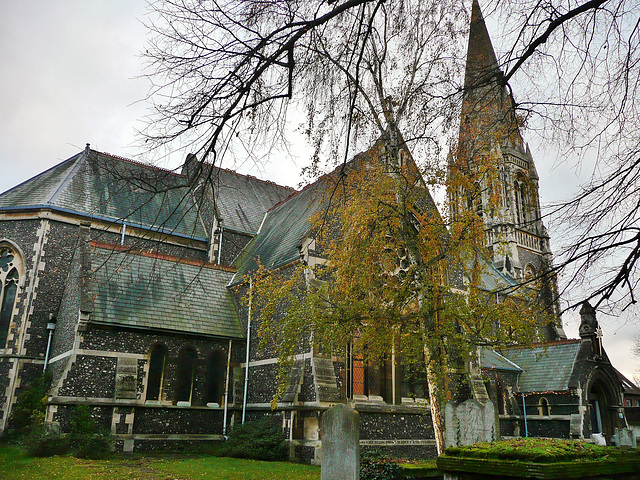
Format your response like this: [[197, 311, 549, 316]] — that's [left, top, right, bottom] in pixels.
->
[[120, 223, 127, 246], [222, 338, 233, 437], [43, 314, 57, 372], [242, 278, 252, 424], [516, 371, 528, 437], [217, 225, 224, 265], [522, 393, 529, 437]]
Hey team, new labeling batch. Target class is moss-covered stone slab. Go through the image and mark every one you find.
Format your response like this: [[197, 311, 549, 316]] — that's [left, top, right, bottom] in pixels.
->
[[437, 455, 640, 479], [399, 461, 442, 478]]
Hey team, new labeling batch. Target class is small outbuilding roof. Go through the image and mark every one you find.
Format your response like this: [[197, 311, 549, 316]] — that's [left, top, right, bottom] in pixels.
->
[[90, 244, 242, 338], [480, 348, 522, 372], [500, 340, 582, 393]]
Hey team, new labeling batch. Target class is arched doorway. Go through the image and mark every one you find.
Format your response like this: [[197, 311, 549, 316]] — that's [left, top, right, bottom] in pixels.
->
[[588, 376, 619, 443]]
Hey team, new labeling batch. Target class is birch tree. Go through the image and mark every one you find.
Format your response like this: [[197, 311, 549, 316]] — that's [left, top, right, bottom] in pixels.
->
[[249, 145, 544, 453]]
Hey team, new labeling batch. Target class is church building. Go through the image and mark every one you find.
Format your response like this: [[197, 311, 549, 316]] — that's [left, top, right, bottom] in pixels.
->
[[0, 0, 626, 460]]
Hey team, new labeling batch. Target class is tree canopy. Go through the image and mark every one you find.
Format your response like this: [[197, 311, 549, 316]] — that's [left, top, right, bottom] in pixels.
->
[[143, 0, 640, 314]]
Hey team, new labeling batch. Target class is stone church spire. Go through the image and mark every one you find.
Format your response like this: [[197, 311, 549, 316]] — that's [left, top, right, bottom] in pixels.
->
[[459, 0, 523, 158], [463, 0, 499, 89], [453, 0, 565, 340]]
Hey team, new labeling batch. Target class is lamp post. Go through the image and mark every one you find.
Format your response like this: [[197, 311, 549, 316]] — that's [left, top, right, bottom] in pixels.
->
[[43, 313, 56, 372]]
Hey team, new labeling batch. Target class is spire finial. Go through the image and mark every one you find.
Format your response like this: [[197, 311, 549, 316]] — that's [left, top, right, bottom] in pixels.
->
[[579, 301, 598, 338]]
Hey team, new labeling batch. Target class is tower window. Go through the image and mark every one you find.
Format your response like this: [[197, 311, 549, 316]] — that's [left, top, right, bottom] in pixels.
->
[[466, 182, 483, 218]]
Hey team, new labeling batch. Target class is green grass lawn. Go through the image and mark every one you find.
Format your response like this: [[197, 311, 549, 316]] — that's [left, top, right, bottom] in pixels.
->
[[0, 445, 321, 480]]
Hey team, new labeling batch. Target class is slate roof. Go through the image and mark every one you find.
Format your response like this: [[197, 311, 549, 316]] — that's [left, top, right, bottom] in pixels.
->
[[480, 348, 522, 372], [500, 340, 582, 393], [480, 263, 518, 290], [229, 139, 446, 286], [0, 148, 207, 239], [230, 179, 324, 284], [90, 245, 242, 338], [212, 168, 295, 235]]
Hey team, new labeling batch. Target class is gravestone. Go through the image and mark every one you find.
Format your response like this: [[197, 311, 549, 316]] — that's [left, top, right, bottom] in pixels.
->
[[612, 428, 637, 448], [445, 399, 496, 447], [321, 404, 360, 480], [570, 414, 583, 438]]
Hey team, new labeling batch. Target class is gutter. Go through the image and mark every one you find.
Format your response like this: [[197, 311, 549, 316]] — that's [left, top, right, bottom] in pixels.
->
[[0, 205, 208, 242]]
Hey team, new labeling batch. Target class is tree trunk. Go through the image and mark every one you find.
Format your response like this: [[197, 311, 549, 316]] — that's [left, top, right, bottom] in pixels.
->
[[422, 329, 446, 454], [384, 125, 448, 454]]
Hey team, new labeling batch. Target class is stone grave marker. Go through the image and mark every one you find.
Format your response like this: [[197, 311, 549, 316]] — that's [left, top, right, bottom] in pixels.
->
[[321, 404, 360, 480]]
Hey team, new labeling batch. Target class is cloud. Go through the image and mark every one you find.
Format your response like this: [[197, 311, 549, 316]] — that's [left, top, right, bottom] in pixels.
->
[[0, 0, 149, 193]]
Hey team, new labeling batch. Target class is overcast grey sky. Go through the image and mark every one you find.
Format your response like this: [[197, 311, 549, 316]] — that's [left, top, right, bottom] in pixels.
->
[[0, 1, 637, 380]]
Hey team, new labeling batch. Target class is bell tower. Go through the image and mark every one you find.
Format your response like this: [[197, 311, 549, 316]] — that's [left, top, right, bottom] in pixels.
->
[[454, 0, 564, 339]]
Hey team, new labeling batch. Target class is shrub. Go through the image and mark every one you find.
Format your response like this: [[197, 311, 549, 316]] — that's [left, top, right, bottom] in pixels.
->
[[4, 372, 51, 440], [360, 452, 402, 480], [218, 418, 287, 461], [25, 423, 70, 457], [68, 405, 94, 444], [74, 431, 111, 459], [68, 405, 111, 459]]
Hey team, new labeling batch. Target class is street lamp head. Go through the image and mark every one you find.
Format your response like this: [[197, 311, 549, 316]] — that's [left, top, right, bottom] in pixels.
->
[[47, 313, 57, 331]]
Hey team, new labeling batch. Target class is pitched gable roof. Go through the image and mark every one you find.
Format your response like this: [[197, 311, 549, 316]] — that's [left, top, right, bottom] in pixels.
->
[[229, 134, 441, 285], [230, 180, 323, 285], [500, 340, 582, 393], [0, 148, 207, 239], [212, 168, 296, 235]]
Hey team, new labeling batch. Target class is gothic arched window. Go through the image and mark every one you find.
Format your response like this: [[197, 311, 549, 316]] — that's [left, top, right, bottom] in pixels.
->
[[466, 182, 483, 218], [146, 344, 168, 401], [175, 346, 198, 405], [524, 263, 537, 280], [538, 397, 550, 416], [0, 245, 21, 348], [205, 350, 226, 406]]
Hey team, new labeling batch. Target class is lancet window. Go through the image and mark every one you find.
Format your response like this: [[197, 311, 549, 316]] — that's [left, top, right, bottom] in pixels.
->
[[205, 350, 226, 406], [146, 344, 168, 401], [0, 245, 21, 348], [175, 346, 198, 405]]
